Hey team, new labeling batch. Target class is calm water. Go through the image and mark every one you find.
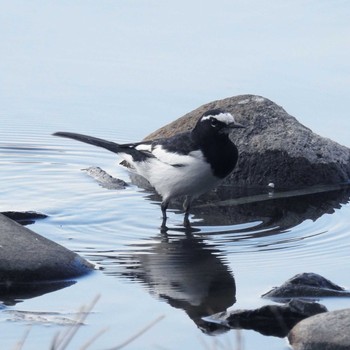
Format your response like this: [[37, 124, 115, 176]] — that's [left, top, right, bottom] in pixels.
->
[[1, 1, 350, 349], [1, 119, 350, 350]]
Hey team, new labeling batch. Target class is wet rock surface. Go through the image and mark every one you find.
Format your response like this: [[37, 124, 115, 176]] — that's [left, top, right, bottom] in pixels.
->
[[263, 272, 350, 302], [145, 95, 350, 189], [288, 308, 350, 350]]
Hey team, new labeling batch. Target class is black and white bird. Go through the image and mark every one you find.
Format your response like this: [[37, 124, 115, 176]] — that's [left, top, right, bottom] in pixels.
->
[[53, 109, 244, 227]]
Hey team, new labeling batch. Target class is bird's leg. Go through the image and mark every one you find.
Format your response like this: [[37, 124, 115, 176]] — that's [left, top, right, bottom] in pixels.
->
[[183, 196, 192, 227], [161, 200, 169, 229]]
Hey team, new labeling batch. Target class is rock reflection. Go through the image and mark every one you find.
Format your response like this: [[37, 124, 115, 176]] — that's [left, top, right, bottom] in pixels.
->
[[105, 231, 236, 333], [175, 184, 350, 233], [131, 164, 350, 232], [0, 280, 76, 306]]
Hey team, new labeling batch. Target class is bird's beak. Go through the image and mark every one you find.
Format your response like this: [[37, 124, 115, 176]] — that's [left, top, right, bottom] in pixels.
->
[[228, 121, 245, 129], [220, 121, 245, 134]]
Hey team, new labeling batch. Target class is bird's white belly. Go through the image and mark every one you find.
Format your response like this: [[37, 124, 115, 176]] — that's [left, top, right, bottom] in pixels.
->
[[135, 157, 220, 201]]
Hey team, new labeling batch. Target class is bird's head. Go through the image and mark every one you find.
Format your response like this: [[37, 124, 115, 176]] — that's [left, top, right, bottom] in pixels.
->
[[194, 109, 245, 136]]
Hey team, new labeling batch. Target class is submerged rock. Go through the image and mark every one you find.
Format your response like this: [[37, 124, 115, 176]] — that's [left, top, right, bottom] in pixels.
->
[[204, 299, 327, 338], [83, 166, 128, 190], [145, 95, 350, 189], [288, 308, 350, 350], [262, 272, 350, 302]]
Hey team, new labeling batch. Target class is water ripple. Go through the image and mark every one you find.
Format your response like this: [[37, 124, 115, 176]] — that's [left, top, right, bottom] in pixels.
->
[[2, 127, 350, 322]]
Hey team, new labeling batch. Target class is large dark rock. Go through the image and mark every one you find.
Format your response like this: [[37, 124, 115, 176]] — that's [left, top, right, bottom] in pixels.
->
[[288, 308, 350, 350], [145, 95, 350, 189], [0, 213, 93, 284]]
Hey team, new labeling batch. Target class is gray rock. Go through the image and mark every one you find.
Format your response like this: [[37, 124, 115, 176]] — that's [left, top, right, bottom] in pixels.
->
[[262, 272, 350, 302], [83, 166, 128, 189], [204, 299, 327, 338], [288, 308, 350, 350], [145, 95, 350, 189], [0, 213, 93, 284]]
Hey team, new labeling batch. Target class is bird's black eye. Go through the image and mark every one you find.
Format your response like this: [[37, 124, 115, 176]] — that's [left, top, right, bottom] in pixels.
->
[[210, 117, 219, 127]]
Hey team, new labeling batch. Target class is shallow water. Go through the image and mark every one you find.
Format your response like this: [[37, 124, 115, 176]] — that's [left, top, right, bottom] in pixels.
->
[[1, 1, 350, 348], [1, 122, 350, 350]]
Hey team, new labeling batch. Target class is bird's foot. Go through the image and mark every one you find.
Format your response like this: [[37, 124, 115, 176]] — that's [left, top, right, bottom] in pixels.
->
[[160, 216, 168, 233], [183, 214, 190, 228]]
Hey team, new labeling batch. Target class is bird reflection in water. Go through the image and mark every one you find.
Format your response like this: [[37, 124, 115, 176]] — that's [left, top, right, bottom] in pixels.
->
[[105, 229, 236, 334], [100, 184, 350, 334]]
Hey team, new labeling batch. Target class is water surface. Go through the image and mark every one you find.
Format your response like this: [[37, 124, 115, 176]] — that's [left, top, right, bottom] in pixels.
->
[[1, 1, 350, 349], [1, 123, 350, 350]]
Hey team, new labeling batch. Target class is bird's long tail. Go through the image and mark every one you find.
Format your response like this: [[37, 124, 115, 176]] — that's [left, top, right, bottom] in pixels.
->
[[53, 132, 125, 154]]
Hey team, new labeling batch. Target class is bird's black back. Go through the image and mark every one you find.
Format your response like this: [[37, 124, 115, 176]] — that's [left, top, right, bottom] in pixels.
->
[[151, 132, 199, 155]]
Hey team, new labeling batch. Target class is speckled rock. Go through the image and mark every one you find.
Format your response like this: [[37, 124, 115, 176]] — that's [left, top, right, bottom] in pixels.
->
[[145, 95, 350, 189], [288, 308, 350, 350]]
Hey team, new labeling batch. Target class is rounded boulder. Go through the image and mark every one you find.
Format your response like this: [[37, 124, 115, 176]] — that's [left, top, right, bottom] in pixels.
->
[[145, 95, 350, 189]]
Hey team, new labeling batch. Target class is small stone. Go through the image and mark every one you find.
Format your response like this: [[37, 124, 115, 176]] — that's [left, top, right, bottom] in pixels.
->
[[83, 166, 128, 189]]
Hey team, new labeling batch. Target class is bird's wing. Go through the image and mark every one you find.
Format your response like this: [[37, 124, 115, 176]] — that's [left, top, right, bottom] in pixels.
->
[[149, 132, 202, 167]]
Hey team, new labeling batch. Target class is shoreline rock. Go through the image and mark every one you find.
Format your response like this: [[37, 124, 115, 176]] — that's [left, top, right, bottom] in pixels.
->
[[145, 95, 350, 189], [0, 213, 94, 288], [288, 308, 350, 350]]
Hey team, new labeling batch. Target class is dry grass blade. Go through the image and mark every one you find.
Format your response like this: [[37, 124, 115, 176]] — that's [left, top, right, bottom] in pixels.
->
[[234, 329, 243, 350], [79, 327, 109, 350], [51, 295, 101, 350], [105, 315, 165, 350], [13, 296, 164, 350], [12, 327, 31, 350]]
